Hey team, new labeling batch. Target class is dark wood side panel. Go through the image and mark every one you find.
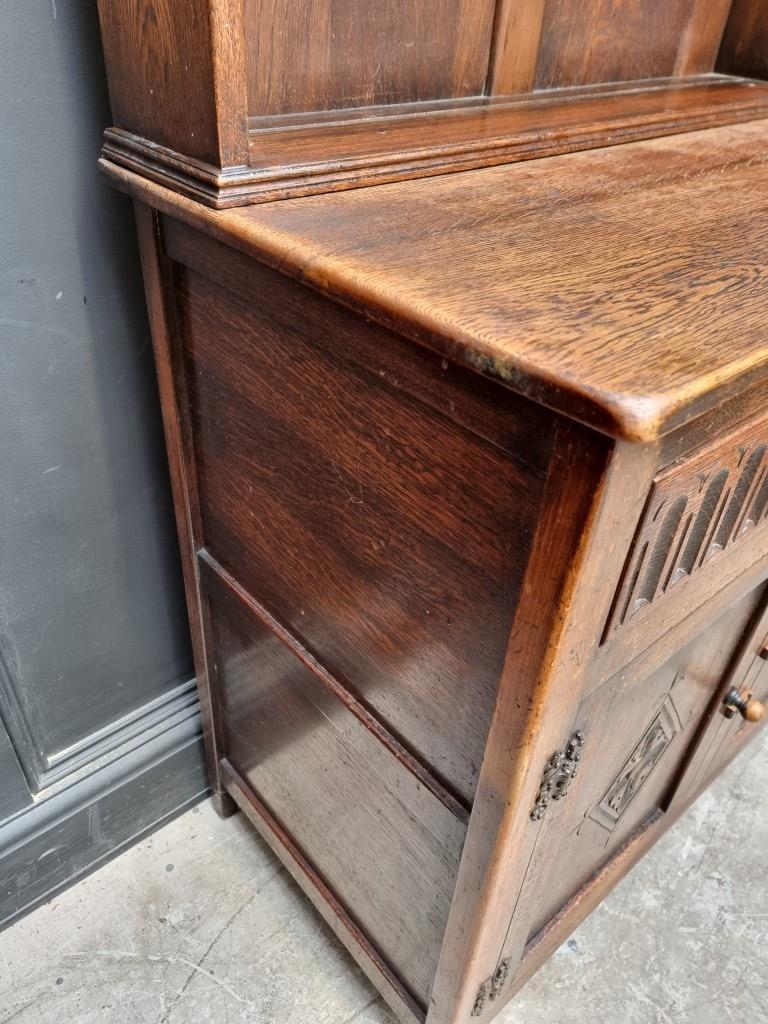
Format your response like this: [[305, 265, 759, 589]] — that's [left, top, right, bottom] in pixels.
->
[[168, 239, 550, 806], [96, 0, 249, 166], [534, 0, 733, 89], [243, 0, 496, 116], [659, 379, 768, 469], [161, 219, 555, 466], [717, 0, 768, 80], [204, 566, 466, 1007]]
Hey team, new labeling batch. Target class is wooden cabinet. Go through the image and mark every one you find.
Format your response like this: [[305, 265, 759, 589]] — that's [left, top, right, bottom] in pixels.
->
[[96, 5, 768, 1022], [95, 0, 768, 206], [96, 123, 768, 1021]]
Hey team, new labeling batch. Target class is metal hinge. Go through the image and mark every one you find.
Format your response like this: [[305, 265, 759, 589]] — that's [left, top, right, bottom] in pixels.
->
[[530, 730, 584, 821], [471, 958, 511, 1017]]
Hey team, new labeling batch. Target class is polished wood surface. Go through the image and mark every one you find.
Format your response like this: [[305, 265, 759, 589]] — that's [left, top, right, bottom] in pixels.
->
[[102, 75, 768, 207], [718, 0, 768, 80], [104, 120, 768, 442], [671, 591, 768, 812], [429, 421, 629, 1023], [605, 413, 768, 639], [171, 243, 547, 805], [534, 0, 732, 87], [125, 169, 768, 1022], [528, 586, 765, 938], [132, 203, 236, 817], [204, 564, 466, 1006], [235, 122, 768, 442], [96, 0, 768, 206], [238, 77, 768, 200], [244, 0, 496, 115], [97, 0, 249, 168], [676, 0, 737, 76], [486, 0, 546, 94], [493, 0, 738, 93]]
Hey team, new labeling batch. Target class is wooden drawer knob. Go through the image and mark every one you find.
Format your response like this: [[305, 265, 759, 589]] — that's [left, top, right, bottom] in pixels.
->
[[723, 688, 766, 722]]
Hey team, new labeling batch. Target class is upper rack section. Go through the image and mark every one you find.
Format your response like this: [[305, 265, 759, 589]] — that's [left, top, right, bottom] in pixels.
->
[[97, 0, 768, 207]]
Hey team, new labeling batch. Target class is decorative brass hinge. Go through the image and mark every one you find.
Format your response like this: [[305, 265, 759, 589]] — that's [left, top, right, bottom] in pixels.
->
[[530, 730, 584, 821], [471, 958, 511, 1017]]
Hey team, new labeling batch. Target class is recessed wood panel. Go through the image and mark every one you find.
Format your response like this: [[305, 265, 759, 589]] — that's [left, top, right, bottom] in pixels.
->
[[205, 568, 466, 1005], [172, 252, 548, 804], [243, 0, 497, 116], [534, 0, 731, 90], [718, 0, 768, 80]]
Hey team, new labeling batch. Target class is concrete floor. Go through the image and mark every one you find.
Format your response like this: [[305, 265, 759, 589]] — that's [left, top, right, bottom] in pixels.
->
[[1, 730, 766, 1024]]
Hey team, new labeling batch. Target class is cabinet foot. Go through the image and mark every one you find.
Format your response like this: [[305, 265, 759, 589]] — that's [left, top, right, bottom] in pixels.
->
[[211, 790, 238, 819]]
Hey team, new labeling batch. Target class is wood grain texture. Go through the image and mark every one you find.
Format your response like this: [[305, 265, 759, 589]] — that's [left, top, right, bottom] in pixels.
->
[[205, 568, 466, 1007], [606, 412, 768, 639], [101, 77, 768, 206], [517, 619, 768, 1002], [132, 203, 235, 815], [200, 548, 470, 824], [239, 122, 768, 442], [659, 378, 768, 468], [718, 0, 768, 80], [109, 96, 768, 1023], [222, 761, 424, 1024], [96, 0, 249, 166], [243, 0, 496, 115], [105, 120, 768, 441], [674, 0, 735, 76], [244, 78, 768, 167], [535, 0, 702, 88], [162, 218, 555, 469], [96, 0, 768, 203], [588, 550, 768, 699], [486, 0, 546, 95], [169, 251, 548, 805]]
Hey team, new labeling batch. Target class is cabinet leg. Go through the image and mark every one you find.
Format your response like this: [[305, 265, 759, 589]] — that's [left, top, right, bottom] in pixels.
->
[[211, 790, 238, 819]]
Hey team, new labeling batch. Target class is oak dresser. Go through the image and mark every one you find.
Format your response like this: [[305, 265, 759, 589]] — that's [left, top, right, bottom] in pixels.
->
[[96, 3, 768, 1022]]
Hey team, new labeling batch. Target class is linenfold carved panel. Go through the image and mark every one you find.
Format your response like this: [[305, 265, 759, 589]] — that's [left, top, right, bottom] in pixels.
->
[[605, 416, 768, 638]]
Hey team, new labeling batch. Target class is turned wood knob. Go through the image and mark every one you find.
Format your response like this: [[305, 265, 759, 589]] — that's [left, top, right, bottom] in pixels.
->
[[723, 688, 766, 722]]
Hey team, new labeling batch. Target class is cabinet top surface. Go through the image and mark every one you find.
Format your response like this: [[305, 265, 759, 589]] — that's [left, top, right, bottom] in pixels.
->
[[109, 119, 768, 440]]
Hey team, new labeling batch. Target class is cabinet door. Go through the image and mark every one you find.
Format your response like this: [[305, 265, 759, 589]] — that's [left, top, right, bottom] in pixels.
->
[[671, 587, 768, 812], [527, 585, 765, 939]]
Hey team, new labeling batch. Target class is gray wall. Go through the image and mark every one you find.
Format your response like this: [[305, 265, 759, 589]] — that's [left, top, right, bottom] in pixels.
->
[[0, 0, 207, 926]]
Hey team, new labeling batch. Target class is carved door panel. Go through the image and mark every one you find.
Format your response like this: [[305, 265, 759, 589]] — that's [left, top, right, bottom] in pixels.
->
[[527, 586, 765, 940], [671, 584, 768, 812]]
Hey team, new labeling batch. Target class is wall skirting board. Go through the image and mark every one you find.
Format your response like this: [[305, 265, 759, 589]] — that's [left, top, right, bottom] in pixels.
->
[[1, 1, 210, 928], [0, 683, 208, 931]]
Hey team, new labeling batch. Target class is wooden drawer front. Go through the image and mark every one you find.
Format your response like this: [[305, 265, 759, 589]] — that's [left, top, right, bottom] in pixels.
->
[[529, 586, 764, 939], [204, 565, 466, 1007], [605, 414, 768, 645], [175, 261, 547, 805]]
